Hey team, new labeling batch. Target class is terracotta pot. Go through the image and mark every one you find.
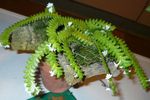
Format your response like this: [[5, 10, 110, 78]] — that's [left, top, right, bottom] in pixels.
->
[[40, 62, 70, 93]]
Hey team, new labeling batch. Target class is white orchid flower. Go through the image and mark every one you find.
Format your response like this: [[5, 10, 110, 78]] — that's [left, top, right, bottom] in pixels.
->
[[105, 74, 112, 80], [47, 2, 53, 8], [102, 50, 108, 57], [46, 2, 54, 13], [113, 60, 121, 68], [50, 47, 56, 52], [74, 73, 78, 78], [67, 22, 73, 27], [49, 70, 55, 77], [103, 25, 110, 30], [123, 71, 127, 75], [47, 44, 56, 52]]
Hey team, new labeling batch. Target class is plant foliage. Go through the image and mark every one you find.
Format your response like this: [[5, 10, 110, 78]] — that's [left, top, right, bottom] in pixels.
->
[[0, 4, 149, 96]]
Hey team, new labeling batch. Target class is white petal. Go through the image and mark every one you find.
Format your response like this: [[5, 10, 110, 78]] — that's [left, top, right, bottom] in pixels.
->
[[47, 2, 53, 8]]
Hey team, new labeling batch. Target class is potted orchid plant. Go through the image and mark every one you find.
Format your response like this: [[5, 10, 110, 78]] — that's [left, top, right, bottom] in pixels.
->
[[0, 2, 149, 97]]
